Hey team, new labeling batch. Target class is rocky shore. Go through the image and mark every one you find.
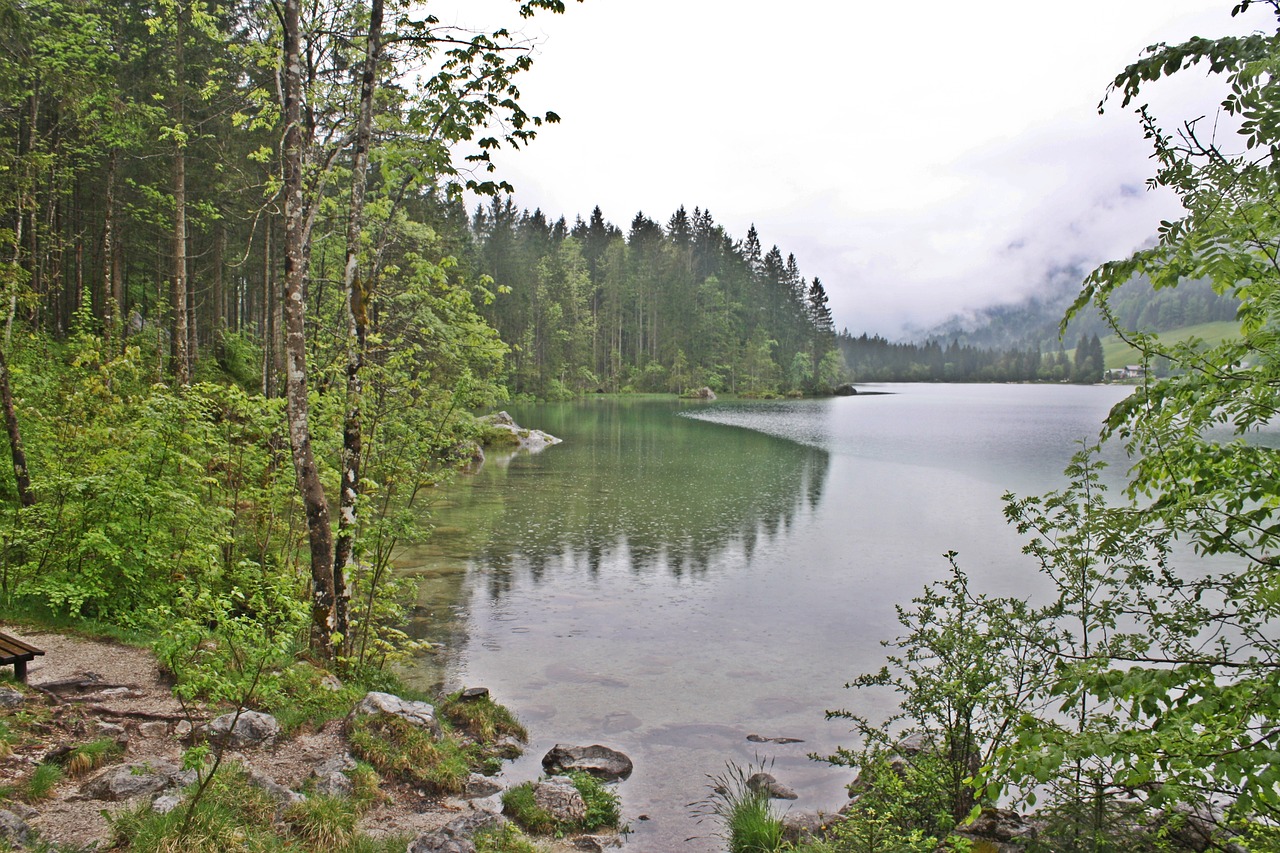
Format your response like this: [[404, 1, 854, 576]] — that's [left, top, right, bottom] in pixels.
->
[[0, 629, 625, 852]]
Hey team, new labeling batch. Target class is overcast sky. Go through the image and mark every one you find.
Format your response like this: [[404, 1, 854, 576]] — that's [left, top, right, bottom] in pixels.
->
[[433, 1, 1264, 338]]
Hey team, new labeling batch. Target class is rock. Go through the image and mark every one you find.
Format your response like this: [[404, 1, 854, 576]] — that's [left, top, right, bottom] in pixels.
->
[[351, 691, 440, 734], [834, 383, 858, 396], [81, 761, 193, 801], [204, 710, 280, 748], [138, 721, 169, 738], [893, 733, 931, 756], [463, 773, 503, 799], [542, 744, 633, 781], [480, 412, 562, 453], [152, 792, 184, 814], [93, 721, 127, 739], [684, 387, 716, 400], [781, 811, 841, 844], [746, 733, 804, 744], [244, 765, 304, 806], [407, 812, 506, 853], [0, 687, 23, 709], [491, 736, 523, 760], [459, 687, 490, 702], [746, 772, 798, 800], [310, 755, 357, 798], [407, 831, 475, 853], [0, 808, 31, 846], [953, 807, 1038, 846], [531, 776, 587, 825], [319, 674, 344, 691]]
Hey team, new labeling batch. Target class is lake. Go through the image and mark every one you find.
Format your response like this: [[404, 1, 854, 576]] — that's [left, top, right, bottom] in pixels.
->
[[397, 383, 1133, 850]]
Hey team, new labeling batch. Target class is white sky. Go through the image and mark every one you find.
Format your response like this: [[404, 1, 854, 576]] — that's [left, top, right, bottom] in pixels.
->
[[433, 0, 1266, 338]]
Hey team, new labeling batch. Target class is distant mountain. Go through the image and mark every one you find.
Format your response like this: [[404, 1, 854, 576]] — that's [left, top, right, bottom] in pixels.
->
[[909, 274, 1239, 351]]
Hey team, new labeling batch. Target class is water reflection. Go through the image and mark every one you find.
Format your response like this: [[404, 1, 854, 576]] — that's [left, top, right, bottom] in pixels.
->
[[399, 397, 829, 676]]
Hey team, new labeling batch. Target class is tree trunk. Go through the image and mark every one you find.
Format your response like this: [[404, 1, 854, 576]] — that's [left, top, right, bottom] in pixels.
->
[[334, 0, 383, 654], [0, 346, 33, 508], [283, 0, 336, 659], [170, 9, 190, 384], [102, 148, 118, 349]]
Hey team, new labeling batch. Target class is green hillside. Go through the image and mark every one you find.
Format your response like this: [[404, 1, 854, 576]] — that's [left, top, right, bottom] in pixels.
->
[[1100, 320, 1240, 369]]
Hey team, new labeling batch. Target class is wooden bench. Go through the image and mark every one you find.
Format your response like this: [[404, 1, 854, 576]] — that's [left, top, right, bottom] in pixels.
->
[[0, 632, 43, 683]]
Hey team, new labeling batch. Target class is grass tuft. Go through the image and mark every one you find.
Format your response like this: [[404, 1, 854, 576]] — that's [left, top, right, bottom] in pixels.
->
[[438, 690, 528, 745], [23, 763, 64, 802], [284, 794, 359, 847], [347, 714, 474, 795], [474, 822, 541, 852], [691, 761, 784, 853], [61, 737, 125, 776]]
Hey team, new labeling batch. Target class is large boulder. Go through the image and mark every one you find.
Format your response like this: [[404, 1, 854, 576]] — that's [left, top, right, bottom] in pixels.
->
[[351, 691, 441, 735], [833, 383, 858, 396], [542, 744, 633, 781], [951, 807, 1040, 849], [203, 710, 281, 748]]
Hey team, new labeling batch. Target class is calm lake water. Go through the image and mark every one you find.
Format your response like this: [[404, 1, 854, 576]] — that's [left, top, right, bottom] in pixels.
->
[[398, 383, 1132, 850]]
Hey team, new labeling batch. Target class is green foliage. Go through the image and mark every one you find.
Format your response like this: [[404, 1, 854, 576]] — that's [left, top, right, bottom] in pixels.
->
[[283, 794, 361, 848], [438, 690, 528, 744], [347, 714, 473, 795], [263, 663, 364, 735], [21, 762, 62, 801], [691, 761, 784, 853], [59, 737, 124, 776], [824, 553, 1047, 826], [500, 772, 623, 837], [567, 771, 623, 833], [473, 823, 541, 853]]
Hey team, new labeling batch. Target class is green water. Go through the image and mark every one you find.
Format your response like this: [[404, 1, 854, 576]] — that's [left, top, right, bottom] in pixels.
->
[[397, 385, 1132, 850]]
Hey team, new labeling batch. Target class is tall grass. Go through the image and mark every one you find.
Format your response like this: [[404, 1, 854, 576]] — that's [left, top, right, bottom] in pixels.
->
[[691, 761, 784, 853]]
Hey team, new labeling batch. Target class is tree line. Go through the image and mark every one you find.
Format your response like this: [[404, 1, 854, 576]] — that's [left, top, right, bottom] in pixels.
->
[[838, 331, 1105, 383], [466, 199, 846, 398]]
